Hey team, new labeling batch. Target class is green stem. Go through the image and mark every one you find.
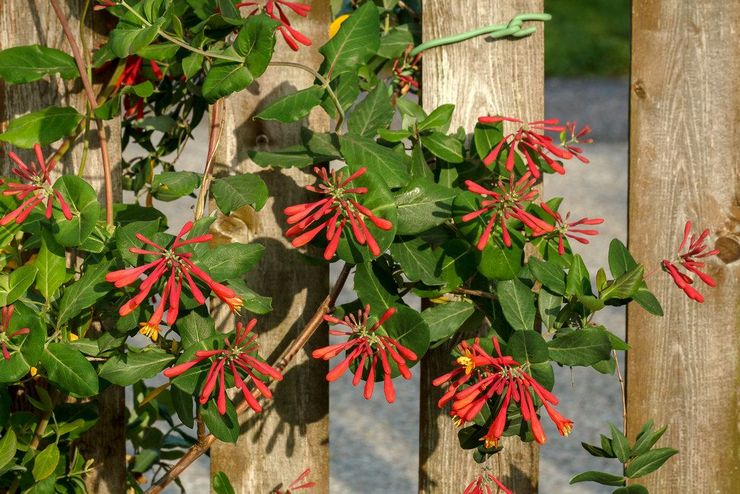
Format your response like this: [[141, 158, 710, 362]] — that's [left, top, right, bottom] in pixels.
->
[[409, 13, 552, 56]]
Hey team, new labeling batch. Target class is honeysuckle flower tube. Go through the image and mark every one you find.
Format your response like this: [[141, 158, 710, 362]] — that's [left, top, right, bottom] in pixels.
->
[[464, 472, 512, 494], [312, 305, 417, 404], [163, 319, 282, 415], [433, 337, 572, 447], [0, 144, 73, 226], [105, 221, 243, 341], [661, 221, 719, 303], [0, 305, 29, 361], [519, 202, 604, 255], [237, 1, 312, 51], [284, 167, 393, 260]]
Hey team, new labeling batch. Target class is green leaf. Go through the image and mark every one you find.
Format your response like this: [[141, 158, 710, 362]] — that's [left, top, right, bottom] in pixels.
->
[[98, 349, 174, 386], [613, 486, 649, 494], [198, 243, 264, 282], [234, 14, 279, 78], [227, 279, 272, 315], [601, 265, 644, 301], [394, 179, 456, 235], [421, 301, 474, 343], [32, 444, 59, 481], [529, 258, 567, 295], [0, 428, 17, 471], [34, 230, 67, 301], [151, 172, 201, 202], [497, 278, 535, 331], [0, 302, 45, 383], [249, 146, 317, 169], [625, 448, 678, 479], [435, 239, 479, 290], [478, 239, 523, 281], [375, 305, 429, 369], [202, 58, 254, 103], [418, 104, 455, 132], [581, 441, 613, 458], [211, 173, 268, 215], [421, 132, 464, 163], [570, 471, 625, 487], [632, 422, 667, 457], [377, 28, 414, 59], [409, 141, 432, 179], [57, 258, 113, 326], [0, 106, 84, 148], [538, 288, 562, 330], [255, 86, 324, 123], [109, 18, 162, 58], [390, 237, 443, 286], [320, 2, 380, 77], [0, 264, 38, 306], [51, 175, 101, 247], [213, 471, 237, 494], [348, 83, 394, 137], [474, 121, 503, 161], [41, 343, 99, 397], [354, 261, 401, 311], [566, 254, 592, 297], [548, 328, 612, 366], [507, 330, 549, 364], [202, 400, 240, 443], [633, 288, 663, 316], [339, 133, 411, 188], [176, 311, 217, 347], [0, 45, 77, 83], [608, 239, 636, 278], [609, 423, 631, 463]]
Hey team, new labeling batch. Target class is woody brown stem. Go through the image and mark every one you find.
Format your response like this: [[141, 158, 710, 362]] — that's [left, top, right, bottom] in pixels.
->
[[49, 0, 114, 226], [145, 263, 352, 494], [194, 99, 224, 221]]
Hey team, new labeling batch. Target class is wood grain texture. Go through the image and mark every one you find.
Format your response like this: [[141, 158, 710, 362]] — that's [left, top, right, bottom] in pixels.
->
[[0, 3, 124, 494], [627, 1, 739, 491], [209, 2, 332, 492], [419, 2, 543, 493]]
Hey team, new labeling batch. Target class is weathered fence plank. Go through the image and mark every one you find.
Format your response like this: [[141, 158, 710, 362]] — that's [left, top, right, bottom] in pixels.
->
[[419, 1, 544, 493], [0, 3, 124, 493], [209, 3, 332, 492], [627, 0, 739, 491]]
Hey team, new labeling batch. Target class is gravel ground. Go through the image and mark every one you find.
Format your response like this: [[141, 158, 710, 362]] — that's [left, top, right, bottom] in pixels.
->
[[136, 77, 630, 493]]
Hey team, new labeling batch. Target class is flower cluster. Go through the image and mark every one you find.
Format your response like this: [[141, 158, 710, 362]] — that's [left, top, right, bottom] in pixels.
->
[[105, 221, 242, 342], [464, 472, 512, 494], [478, 116, 591, 178], [561, 121, 593, 163], [115, 56, 163, 119], [272, 468, 315, 494], [284, 167, 392, 260], [461, 172, 538, 250], [237, 1, 312, 51], [0, 144, 73, 226], [661, 221, 719, 303], [391, 46, 422, 95], [312, 305, 417, 404], [434, 337, 572, 447], [0, 305, 29, 361], [518, 202, 603, 255], [163, 319, 282, 414]]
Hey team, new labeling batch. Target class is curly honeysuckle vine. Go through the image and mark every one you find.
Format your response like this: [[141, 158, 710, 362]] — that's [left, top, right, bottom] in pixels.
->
[[0, 1, 718, 493]]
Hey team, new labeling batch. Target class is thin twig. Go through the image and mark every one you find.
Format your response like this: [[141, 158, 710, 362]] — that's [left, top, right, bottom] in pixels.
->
[[613, 349, 627, 433], [145, 263, 352, 494], [193, 99, 224, 220], [49, 0, 114, 225], [454, 287, 497, 300]]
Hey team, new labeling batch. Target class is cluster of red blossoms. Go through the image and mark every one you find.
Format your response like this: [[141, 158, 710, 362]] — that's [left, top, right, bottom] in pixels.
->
[[105, 221, 242, 342], [464, 472, 512, 494], [0, 145, 73, 226], [272, 468, 315, 494], [662, 221, 719, 303], [237, 1, 312, 51], [284, 167, 393, 260], [163, 319, 282, 415], [392, 46, 422, 95], [434, 337, 573, 447], [478, 116, 592, 178], [312, 306, 417, 404], [115, 56, 163, 119], [518, 202, 603, 255], [0, 305, 29, 361]]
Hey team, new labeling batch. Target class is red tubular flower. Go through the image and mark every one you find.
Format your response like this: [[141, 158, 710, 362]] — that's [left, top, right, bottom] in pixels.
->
[[105, 221, 243, 341], [312, 305, 417, 404], [520, 202, 604, 255], [0, 144, 73, 226], [284, 167, 393, 260], [464, 472, 512, 494], [461, 172, 538, 250], [478, 116, 592, 178], [0, 306, 29, 361], [392, 45, 422, 95], [163, 319, 282, 415], [561, 121, 593, 164], [274, 468, 315, 494], [433, 337, 572, 447], [661, 221, 719, 303], [114, 56, 163, 119], [236, 1, 312, 51]]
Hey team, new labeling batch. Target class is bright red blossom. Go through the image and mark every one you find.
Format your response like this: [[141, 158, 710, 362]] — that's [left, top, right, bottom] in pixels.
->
[[105, 222, 243, 341], [163, 319, 282, 415], [0, 306, 29, 361], [115, 56, 163, 119], [312, 305, 417, 404], [661, 221, 719, 303], [464, 472, 512, 494], [478, 116, 589, 178], [518, 202, 604, 255], [284, 167, 393, 260], [462, 172, 538, 250], [562, 121, 593, 164], [236, 1, 312, 51], [273, 468, 315, 494], [392, 45, 421, 95], [0, 144, 73, 226], [433, 337, 572, 447]]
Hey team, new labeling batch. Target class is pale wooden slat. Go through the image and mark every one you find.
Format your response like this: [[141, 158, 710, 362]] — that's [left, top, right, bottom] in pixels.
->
[[419, 1, 543, 493], [627, 0, 739, 491], [209, 2, 332, 492]]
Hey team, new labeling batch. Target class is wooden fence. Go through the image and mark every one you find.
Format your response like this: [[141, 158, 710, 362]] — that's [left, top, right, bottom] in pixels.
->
[[0, 0, 737, 492]]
